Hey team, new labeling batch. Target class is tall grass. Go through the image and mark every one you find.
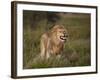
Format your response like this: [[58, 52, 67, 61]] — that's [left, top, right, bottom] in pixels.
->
[[23, 13, 90, 69]]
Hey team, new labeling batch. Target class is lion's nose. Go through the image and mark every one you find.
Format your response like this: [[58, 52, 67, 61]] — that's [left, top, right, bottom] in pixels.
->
[[63, 32, 68, 37], [64, 34, 68, 38]]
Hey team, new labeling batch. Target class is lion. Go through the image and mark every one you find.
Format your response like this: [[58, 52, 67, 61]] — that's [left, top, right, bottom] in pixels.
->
[[40, 25, 68, 59]]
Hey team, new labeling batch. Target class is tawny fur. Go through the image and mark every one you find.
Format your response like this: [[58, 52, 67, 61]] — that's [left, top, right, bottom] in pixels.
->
[[40, 25, 68, 59]]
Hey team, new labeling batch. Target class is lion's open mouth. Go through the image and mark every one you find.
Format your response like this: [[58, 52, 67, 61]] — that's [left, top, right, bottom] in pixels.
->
[[60, 36, 66, 41], [60, 35, 68, 41]]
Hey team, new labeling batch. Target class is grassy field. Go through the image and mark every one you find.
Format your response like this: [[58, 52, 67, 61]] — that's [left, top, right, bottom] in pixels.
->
[[23, 12, 91, 69]]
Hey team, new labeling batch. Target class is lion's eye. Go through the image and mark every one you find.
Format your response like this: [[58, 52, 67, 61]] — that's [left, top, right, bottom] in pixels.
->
[[63, 31, 66, 34]]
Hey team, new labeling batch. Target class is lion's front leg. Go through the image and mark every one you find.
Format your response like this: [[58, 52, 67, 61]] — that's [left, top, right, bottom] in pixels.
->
[[45, 40, 51, 59], [40, 41, 50, 59], [40, 34, 50, 59], [40, 34, 47, 59], [40, 39, 45, 59]]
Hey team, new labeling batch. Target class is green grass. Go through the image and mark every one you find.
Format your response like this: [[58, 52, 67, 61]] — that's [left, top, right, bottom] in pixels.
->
[[23, 13, 90, 69]]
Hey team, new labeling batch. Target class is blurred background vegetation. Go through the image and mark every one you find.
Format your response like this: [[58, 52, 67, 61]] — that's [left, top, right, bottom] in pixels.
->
[[23, 10, 91, 69]]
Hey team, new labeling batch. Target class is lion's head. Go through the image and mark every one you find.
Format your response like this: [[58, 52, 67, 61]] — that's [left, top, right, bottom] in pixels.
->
[[51, 25, 68, 44], [40, 24, 68, 58]]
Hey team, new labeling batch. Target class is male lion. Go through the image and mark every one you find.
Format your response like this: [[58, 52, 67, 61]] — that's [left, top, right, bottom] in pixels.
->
[[40, 25, 68, 59]]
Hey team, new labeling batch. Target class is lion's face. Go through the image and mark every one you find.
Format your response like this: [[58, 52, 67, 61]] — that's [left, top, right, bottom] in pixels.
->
[[56, 28, 68, 42]]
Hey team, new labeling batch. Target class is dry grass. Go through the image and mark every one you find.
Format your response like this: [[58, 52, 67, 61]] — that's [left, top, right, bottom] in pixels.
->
[[23, 12, 90, 69]]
